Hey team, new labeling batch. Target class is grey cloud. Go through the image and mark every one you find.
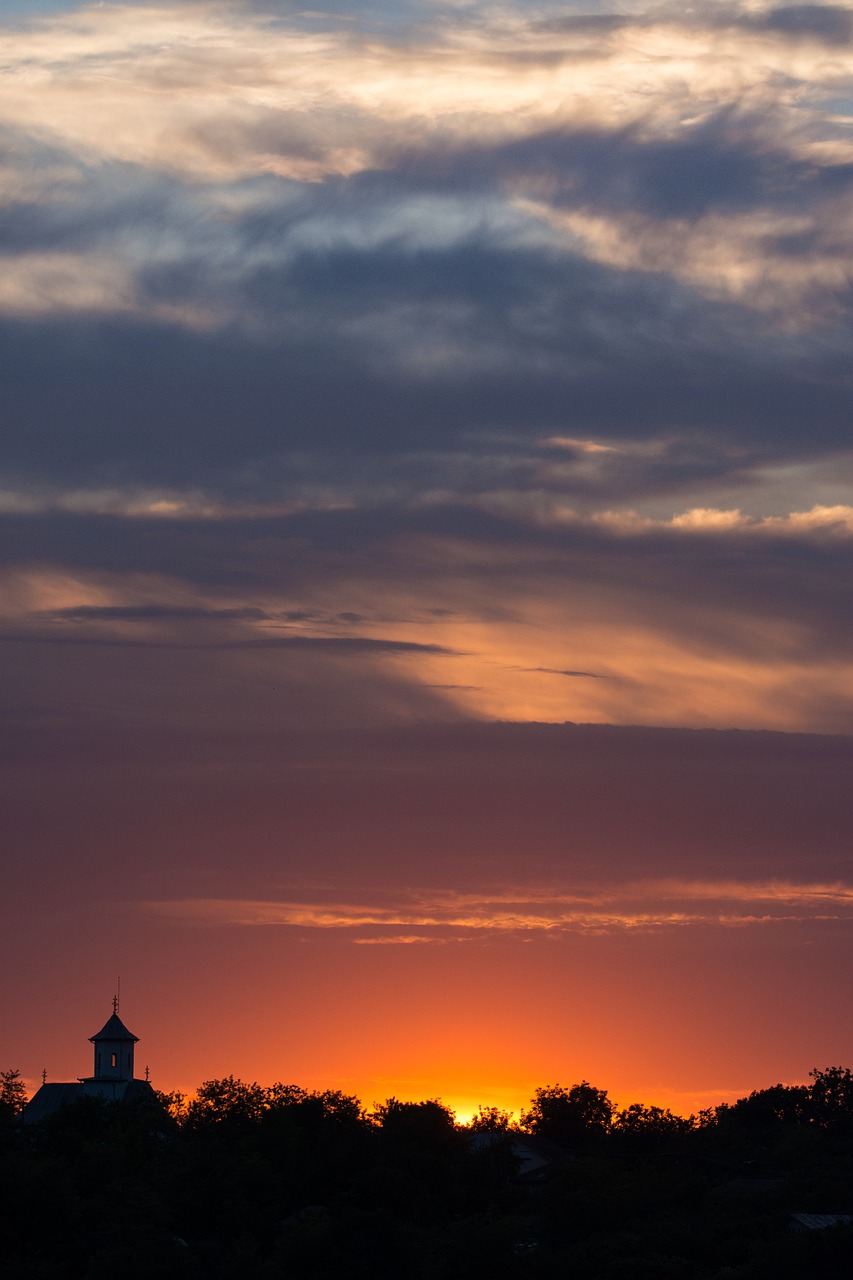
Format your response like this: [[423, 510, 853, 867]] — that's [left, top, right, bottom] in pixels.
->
[[2, 103, 852, 508], [531, 15, 630, 35], [2, 1, 853, 750], [529, 5, 853, 47], [521, 667, 603, 679], [3, 232, 852, 502], [2, 627, 455, 656], [4, 492, 853, 676], [426, 683, 483, 690], [48, 604, 270, 621], [394, 116, 853, 220], [741, 5, 853, 44], [229, 636, 455, 653]]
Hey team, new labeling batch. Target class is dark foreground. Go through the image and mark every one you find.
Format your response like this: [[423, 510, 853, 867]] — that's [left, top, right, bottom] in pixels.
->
[[2, 1073, 853, 1279]]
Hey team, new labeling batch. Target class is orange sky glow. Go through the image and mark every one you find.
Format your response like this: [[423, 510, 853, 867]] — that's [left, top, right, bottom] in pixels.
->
[[7, 721, 852, 1119]]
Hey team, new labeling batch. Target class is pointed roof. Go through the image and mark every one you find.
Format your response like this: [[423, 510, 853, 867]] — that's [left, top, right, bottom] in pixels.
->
[[89, 1012, 139, 1044]]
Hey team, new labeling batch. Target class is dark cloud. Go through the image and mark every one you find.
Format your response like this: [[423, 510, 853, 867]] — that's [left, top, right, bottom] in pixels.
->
[[4, 496, 853, 690], [521, 667, 603, 679], [2, 241, 851, 502], [390, 114, 853, 220], [426, 683, 482, 690], [0, 1, 851, 736], [396, 124, 758, 216], [531, 15, 630, 36], [2, 95, 851, 511], [743, 5, 853, 45], [48, 605, 270, 621], [531, 3, 853, 47], [1, 627, 455, 655]]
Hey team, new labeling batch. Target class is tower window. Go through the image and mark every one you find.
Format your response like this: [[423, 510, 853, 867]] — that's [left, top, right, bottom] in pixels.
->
[[111, 1053, 117, 1068]]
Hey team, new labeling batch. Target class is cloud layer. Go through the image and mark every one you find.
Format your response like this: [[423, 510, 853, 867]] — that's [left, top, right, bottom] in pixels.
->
[[2, 2, 853, 732], [149, 878, 853, 941]]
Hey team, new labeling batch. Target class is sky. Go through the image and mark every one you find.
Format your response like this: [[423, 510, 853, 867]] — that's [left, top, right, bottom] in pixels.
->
[[2, 0, 853, 1121]]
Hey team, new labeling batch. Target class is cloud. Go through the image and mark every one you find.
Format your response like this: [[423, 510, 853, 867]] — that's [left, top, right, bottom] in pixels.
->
[[2, 1, 853, 738], [4, 624, 455, 655], [47, 604, 271, 621], [735, 5, 853, 45], [145, 877, 853, 940], [2, 0, 853, 518], [5, 717, 852, 944], [517, 667, 603, 679], [3, 486, 853, 733]]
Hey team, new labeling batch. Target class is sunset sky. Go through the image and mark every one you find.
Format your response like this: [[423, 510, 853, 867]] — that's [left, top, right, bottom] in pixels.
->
[[2, 0, 853, 1121]]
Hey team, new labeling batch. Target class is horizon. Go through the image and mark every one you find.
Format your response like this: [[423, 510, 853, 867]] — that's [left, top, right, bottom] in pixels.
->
[[19, 994, 846, 1125]]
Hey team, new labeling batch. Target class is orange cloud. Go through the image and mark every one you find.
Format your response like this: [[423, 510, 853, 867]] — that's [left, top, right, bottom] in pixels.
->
[[146, 878, 853, 939]]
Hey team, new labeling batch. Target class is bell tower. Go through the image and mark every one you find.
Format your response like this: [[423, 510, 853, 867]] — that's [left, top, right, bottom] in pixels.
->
[[84, 997, 139, 1082]]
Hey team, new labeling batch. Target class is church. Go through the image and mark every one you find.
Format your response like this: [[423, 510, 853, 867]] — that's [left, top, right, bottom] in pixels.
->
[[23, 1002, 158, 1124]]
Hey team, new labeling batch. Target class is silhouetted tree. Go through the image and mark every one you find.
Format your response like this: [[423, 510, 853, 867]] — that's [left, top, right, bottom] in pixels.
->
[[153, 1087, 188, 1124], [468, 1105, 514, 1133], [306, 1088, 364, 1125], [809, 1066, 853, 1130], [368, 1098, 471, 1217], [0, 1068, 27, 1118], [185, 1075, 268, 1127], [716, 1082, 810, 1129], [7, 1065, 853, 1278], [612, 1102, 695, 1151], [371, 1096, 458, 1141], [520, 1081, 613, 1147]]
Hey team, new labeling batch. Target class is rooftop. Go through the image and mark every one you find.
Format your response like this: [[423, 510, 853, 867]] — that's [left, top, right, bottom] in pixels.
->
[[89, 1012, 139, 1044]]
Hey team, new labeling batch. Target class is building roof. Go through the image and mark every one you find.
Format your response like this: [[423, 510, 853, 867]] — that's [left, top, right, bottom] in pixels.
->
[[470, 1131, 569, 1161], [469, 1130, 570, 1182], [89, 1012, 139, 1044], [790, 1213, 853, 1232], [21, 1083, 83, 1125], [22, 1079, 158, 1125]]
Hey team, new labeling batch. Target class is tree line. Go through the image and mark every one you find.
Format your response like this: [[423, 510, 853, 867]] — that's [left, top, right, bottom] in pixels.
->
[[8, 1065, 851, 1144], [2, 1067, 853, 1278]]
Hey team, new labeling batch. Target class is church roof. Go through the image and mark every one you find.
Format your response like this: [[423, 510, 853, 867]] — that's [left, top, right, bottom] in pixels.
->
[[89, 1012, 139, 1044], [22, 1083, 83, 1125], [23, 1079, 158, 1125]]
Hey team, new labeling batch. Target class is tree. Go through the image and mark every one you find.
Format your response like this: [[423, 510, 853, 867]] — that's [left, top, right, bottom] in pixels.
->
[[371, 1097, 458, 1141], [265, 1082, 309, 1110], [612, 1102, 694, 1150], [467, 1105, 514, 1133], [310, 1088, 363, 1125], [0, 1069, 27, 1118], [184, 1075, 268, 1127], [153, 1088, 188, 1124], [520, 1081, 613, 1147], [716, 1083, 810, 1130], [808, 1066, 853, 1129]]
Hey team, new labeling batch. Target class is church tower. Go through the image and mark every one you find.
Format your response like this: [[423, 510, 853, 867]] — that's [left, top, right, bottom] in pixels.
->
[[84, 1000, 139, 1083], [23, 998, 156, 1124]]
